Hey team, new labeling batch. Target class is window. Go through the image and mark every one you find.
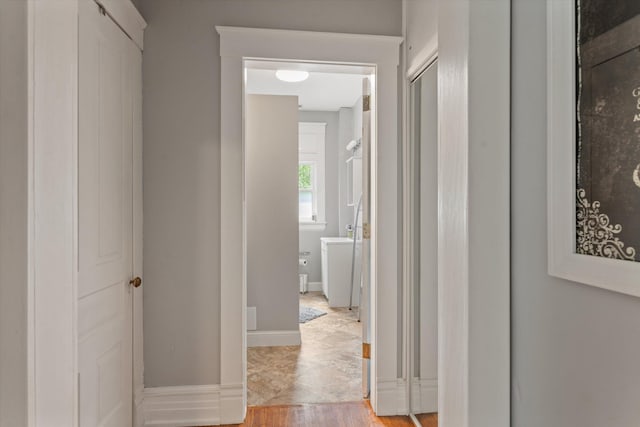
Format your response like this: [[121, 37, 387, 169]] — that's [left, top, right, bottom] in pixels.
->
[[298, 122, 326, 230], [298, 163, 315, 221]]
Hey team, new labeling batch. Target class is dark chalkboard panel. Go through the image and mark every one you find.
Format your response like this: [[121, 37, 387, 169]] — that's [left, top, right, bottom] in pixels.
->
[[580, 0, 640, 43], [577, 3, 640, 261]]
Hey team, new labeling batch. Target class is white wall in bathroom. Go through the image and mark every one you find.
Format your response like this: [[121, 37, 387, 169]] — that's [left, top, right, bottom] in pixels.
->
[[352, 95, 363, 143], [338, 107, 355, 236], [299, 100, 363, 286], [246, 94, 300, 332], [349, 96, 364, 237], [298, 111, 340, 284]]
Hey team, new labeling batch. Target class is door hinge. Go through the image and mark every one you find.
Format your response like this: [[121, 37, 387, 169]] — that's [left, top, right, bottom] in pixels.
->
[[363, 95, 371, 112], [362, 343, 371, 360], [363, 223, 371, 239]]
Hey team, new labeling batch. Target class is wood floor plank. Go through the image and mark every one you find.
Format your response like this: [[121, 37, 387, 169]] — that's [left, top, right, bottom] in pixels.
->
[[415, 412, 438, 427], [216, 400, 437, 427]]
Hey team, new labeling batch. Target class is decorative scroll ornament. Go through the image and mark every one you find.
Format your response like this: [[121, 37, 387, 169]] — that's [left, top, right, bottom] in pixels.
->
[[576, 189, 636, 260]]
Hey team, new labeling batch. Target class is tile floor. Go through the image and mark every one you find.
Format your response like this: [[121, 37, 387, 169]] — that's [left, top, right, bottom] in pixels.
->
[[247, 292, 363, 406]]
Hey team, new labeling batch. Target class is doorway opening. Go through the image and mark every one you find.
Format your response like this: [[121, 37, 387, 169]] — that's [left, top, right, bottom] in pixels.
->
[[218, 26, 402, 422], [243, 59, 375, 406]]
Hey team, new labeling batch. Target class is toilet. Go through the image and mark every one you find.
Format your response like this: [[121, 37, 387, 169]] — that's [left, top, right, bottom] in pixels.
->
[[299, 252, 309, 293]]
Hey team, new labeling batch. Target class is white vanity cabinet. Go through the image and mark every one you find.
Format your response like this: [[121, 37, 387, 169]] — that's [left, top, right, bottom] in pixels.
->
[[320, 237, 360, 307]]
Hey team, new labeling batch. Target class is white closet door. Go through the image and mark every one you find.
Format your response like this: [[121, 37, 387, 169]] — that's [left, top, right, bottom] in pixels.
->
[[78, 0, 135, 425]]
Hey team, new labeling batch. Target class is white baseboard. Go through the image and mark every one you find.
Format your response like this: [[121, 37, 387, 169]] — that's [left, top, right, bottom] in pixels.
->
[[376, 378, 408, 416], [220, 383, 245, 424], [143, 385, 221, 426], [143, 383, 244, 427], [247, 329, 301, 347], [135, 388, 145, 427], [410, 378, 438, 415], [307, 281, 323, 292], [375, 378, 437, 416]]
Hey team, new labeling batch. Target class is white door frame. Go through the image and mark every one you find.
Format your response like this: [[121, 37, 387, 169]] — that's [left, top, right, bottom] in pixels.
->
[[217, 26, 402, 423], [437, 1, 511, 426], [23, 2, 145, 425], [401, 3, 439, 416], [403, 56, 440, 419], [401, 0, 511, 425]]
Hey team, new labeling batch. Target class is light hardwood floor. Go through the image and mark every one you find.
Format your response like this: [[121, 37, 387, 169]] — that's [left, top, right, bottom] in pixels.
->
[[218, 401, 437, 427], [415, 412, 438, 427]]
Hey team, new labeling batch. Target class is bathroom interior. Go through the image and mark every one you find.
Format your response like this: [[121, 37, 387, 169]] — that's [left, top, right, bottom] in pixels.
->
[[244, 60, 371, 406], [243, 57, 438, 424]]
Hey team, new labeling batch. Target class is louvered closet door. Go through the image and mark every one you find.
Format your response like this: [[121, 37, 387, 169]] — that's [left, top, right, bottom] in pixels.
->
[[78, 0, 135, 425]]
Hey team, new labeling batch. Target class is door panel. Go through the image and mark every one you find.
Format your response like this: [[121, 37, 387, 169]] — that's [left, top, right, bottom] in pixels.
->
[[361, 77, 372, 398], [78, 0, 134, 425], [409, 62, 439, 422]]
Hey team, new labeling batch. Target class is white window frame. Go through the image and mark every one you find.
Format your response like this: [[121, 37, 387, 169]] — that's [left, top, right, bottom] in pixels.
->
[[297, 160, 317, 221], [298, 122, 326, 231]]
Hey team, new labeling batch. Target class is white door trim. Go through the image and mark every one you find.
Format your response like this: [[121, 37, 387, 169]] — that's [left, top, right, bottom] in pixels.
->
[[25, 2, 145, 426], [217, 26, 402, 422], [402, 56, 439, 419], [437, 1, 511, 426], [27, 3, 79, 424], [132, 30, 145, 427]]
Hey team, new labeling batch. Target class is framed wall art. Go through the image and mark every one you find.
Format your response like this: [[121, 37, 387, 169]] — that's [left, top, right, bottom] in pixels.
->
[[547, 0, 640, 296]]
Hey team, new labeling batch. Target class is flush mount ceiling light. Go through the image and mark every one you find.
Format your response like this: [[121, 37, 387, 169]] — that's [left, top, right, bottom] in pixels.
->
[[275, 69, 309, 82]]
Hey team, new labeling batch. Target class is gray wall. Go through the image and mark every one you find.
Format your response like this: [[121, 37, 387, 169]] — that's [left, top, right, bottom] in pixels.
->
[[138, 0, 402, 387], [416, 63, 438, 387], [298, 111, 340, 284], [405, 0, 437, 73], [0, 1, 28, 425], [247, 95, 299, 332], [512, 1, 640, 426]]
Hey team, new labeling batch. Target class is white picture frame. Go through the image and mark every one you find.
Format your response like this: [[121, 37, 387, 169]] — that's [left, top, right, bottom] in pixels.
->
[[547, 0, 640, 297]]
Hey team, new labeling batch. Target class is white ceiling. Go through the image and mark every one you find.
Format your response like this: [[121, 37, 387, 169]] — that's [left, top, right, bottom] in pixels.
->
[[245, 68, 366, 112]]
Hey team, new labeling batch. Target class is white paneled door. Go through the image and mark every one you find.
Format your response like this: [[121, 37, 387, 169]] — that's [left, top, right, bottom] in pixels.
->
[[78, 0, 140, 425]]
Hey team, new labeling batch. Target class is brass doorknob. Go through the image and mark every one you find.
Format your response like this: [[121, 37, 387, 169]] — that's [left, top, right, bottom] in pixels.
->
[[129, 277, 142, 288]]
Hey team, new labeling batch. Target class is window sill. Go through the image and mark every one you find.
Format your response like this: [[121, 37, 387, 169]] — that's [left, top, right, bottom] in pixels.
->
[[299, 221, 327, 231]]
